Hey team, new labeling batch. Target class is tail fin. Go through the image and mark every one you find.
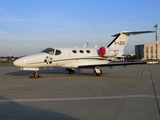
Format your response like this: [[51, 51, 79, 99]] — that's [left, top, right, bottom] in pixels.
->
[[107, 31, 155, 51]]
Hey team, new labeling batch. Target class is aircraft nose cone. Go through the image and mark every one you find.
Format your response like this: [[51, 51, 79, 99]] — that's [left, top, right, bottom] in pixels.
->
[[13, 59, 20, 67], [13, 58, 25, 67]]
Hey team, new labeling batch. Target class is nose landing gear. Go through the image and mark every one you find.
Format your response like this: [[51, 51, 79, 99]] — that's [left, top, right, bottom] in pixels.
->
[[30, 71, 41, 78]]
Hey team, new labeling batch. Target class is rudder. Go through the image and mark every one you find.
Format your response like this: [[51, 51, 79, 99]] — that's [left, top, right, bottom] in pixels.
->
[[107, 33, 129, 52]]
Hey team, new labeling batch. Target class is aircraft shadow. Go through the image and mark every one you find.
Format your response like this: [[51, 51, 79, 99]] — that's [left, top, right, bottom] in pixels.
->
[[6, 68, 96, 77], [0, 96, 78, 120]]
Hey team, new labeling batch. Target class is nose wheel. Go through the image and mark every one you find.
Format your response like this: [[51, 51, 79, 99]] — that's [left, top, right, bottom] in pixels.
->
[[30, 71, 41, 78]]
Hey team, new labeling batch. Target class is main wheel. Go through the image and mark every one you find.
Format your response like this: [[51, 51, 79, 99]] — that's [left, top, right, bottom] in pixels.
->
[[68, 69, 75, 74], [94, 69, 102, 76]]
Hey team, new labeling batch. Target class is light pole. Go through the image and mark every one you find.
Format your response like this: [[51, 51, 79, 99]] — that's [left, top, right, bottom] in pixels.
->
[[154, 24, 159, 62], [9, 49, 11, 64]]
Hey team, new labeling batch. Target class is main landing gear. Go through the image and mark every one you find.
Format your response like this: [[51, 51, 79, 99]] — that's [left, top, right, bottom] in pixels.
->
[[94, 67, 102, 76], [30, 71, 41, 78], [66, 68, 102, 76], [66, 68, 75, 74]]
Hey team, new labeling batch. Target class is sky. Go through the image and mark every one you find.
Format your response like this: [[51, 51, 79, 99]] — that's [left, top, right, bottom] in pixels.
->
[[0, 0, 160, 56]]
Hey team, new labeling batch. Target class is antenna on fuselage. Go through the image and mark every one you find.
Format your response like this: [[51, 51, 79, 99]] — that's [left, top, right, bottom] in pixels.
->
[[84, 43, 89, 48]]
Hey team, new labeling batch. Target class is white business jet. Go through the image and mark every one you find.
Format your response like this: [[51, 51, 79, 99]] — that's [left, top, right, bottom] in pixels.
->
[[14, 31, 154, 77]]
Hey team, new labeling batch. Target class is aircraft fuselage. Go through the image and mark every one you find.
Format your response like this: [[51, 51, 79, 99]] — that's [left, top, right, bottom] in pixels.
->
[[14, 47, 115, 70]]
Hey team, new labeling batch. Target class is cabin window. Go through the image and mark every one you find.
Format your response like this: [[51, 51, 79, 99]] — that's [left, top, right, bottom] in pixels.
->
[[41, 48, 55, 55], [86, 50, 90, 53], [79, 50, 84, 53], [72, 50, 77, 53], [55, 49, 61, 55]]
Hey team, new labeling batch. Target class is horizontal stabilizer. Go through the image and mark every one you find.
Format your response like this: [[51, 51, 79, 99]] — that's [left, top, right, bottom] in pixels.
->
[[112, 30, 155, 37]]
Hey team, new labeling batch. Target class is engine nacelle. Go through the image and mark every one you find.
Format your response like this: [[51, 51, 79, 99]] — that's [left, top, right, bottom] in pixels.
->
[[98, 47, 106, 56], [98, 47, 118, 57]]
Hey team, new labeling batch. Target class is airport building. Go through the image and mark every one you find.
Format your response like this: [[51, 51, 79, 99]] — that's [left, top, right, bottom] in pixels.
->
[[135, 44, 160, 60]]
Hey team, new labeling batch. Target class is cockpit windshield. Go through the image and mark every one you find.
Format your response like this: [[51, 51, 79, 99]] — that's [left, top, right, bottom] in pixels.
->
[[41, 48, 55, 55]]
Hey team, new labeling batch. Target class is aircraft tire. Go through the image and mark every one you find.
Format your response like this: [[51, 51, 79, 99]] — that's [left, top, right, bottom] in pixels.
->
[[33, 72, 39, 78], [95, 69, 102, 76], [68, 69, 74, 74]]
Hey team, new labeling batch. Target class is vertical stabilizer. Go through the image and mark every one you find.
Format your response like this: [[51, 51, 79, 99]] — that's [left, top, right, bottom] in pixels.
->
[[107, 31, 155, 52]]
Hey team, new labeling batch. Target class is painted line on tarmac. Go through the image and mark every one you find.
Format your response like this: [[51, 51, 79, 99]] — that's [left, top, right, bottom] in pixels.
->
[[137, 66, 145, 76], [0, 94, 160, 103], [6, 76, 28, 79], [116, 83, 155, 89], [4, 76, 51, 80]]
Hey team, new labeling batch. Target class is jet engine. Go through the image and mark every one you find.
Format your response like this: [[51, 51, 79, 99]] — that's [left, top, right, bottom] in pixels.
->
[[98, 47, 106, 56], [98, 47, 118, 57]]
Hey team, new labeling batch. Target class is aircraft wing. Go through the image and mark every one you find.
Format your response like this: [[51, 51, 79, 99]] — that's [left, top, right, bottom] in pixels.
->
[[78, 61, 146, 68]]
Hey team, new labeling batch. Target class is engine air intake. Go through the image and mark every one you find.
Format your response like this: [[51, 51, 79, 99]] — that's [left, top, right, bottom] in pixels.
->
[[98, 47, 106, 56]]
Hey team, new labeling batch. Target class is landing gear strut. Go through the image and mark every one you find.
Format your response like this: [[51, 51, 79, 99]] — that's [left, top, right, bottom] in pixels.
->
[[94, 67, 102, 76]]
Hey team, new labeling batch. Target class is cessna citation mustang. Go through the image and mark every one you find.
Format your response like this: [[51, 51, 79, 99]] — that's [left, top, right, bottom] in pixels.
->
[[14, 31, 154, 77]]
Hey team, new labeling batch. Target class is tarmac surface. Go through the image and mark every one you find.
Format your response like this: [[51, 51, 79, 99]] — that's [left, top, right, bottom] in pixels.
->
[[0, 63, 160, 120]]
